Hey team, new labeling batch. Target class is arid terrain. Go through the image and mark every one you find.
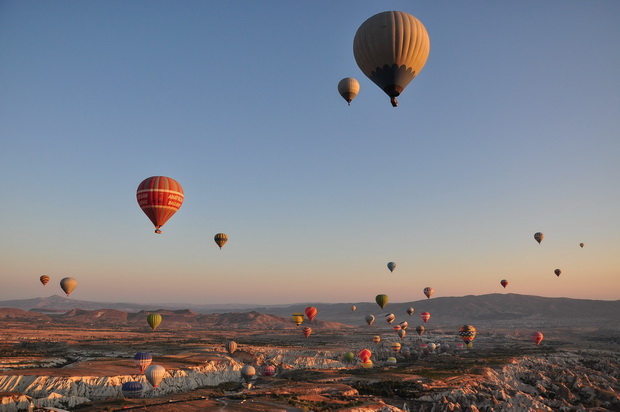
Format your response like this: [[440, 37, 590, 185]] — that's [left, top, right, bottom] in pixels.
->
[[0, 295, 619, 411]]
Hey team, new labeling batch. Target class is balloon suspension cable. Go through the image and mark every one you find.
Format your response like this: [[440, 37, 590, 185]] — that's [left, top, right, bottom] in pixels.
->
[[390, 97, 398, 107]]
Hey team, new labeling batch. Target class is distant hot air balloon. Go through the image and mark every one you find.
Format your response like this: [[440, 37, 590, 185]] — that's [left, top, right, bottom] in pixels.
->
[[423, 287, 434, 299], [415, 325, 425, 336], [145, 365, 166, 388], [420, 312, 430, 323], [407, 307, 414, 316], [60, 277, 77, 296], [147, 313, 162, 331], [344, 352, 355, 363], [427, 343, 437, 352], [387, 357, 397, 364], [291, 313, 304, 326], [241, 365, 256, 388], [393, 325, 401, 332], [501, 279, 508, 288], [133, 352, 153, 373], [121, 381, 143, 398], [226, 341, 238, 355], [398, 329, 406, 339], [399, 321, 408, 330], [302, 326, 312, 338], [361, 360, 373, 368], [458, 325, 477, 347], [372, 335, 381, 344], [531, 331, 544, 345], [40, 275, 50, 286], [554, 269, 562, 277], [387, 262, 396, 272], [358, 348, 372, 363], [534, 232, 544, 244], [351, 305, 357, 312], [337, 77, 360, 105], [214, 233, 228, 249], [353, 11, 430, 107], [385, 313, 395, 324], [260, 365, 276, 377], [375, 294, 389, 309], [136, 176, 184, 234], [365, 314, 375, 326], [579, 242, 584, 248], [391, 342, 401, 353], [305, 306, 317, 322]]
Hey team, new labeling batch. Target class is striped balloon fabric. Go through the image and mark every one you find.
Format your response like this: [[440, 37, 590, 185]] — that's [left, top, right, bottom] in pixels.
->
[[136, 176, 184, 234], [133, 352, 152, 373], [121, 381, 143, 398]]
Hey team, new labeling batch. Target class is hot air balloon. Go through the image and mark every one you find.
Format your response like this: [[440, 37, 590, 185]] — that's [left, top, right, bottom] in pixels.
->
[[260, 365, 276, 377], [387, 262, 396, 272], [423, 287, 434, 299], [136, 176, 184, 234], [361, 360, 373, 368], [501, 279, 508, 288], [145, 365, 166, 388], [214, 233, 228, 249], [579, 242, 584, 248], [133, 352, 152, 373], [365, 314, 375, 326], [391, 342, 401, 353], [353, 11, 430, 107], [387, 357, 397, 364], [121, 381, 143, 399], [531, 331, 544, 345], [407, 307, 414, 316], [226, 341, 237, 355], [372, 335, 381, 344], [458, 325, 477, 347], [147, 313, 162, 331], [393, 325, 401, 332], [399, 321, 408, 330], [415, 325, 425, 336], [291, 313, 304, 326], [241, 365, 256, 388], [358, 349, 372, 363], [351, 305, 357, 312], [420, 312, 430, 323], [534, 232, 544, 244], [305, 306, 317, 322], [427, 343, 436, 352], [344, 352, 355, 363], [60, 277, 77, 296], [40, 275, 50, 286], [337, 77, 360, 105], [385, 313, 395, 324], [398, 329, 406, 339], [440, 343, 450, 353], [375, 294, 389, 309], [554, 269, 562, 277], [302, 326, 312, 338]]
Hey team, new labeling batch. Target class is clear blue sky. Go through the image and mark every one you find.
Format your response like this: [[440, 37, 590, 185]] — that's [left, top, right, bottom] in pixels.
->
[[1, 1, 619, 305]]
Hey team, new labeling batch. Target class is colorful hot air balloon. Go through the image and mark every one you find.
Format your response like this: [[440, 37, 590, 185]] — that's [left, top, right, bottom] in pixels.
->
[[291, 313, 304, 326], [423, 287, 434, 299], [387, 357, 397, 364], [554, 269, 562, 277], [136, 176, 184, 234], [415, 325, 425, 336], [365, 314, 375, 326], [214, 233, 228, 249], [60, 277, 77, 296], [531, 331, 544, 345], [121, 381, 143, 399], [133, 352, 153, 373], [226, 341, 238, 355], [375, 294, 389, 309], [361, 360, 373, 368], [398, 329, 406, 339], [407, 307, 414, 316], [241, 365, 256, 388], [393, 325, 401, 332], [260, 365, 276, 377], [302, 326, 312, 338], [501, 279, 508, 288], [458, 325, 477, 347], [305, 306, 317, 322], [40, 275, 50, 286], [353, 11, 430, 107], [358, 348, 372, 362], [351, 305, 357, 312], [147, 313, 162, 331], [372, 335, 381, 344], [337, 77, 360, 105], [534, 232, 544, 244], [391, 342, 401, 353], [387, 261, 396, 272], [145, 365, 166, 388], [579, 242, 584, 248], [344, 352, 355, 363], [399, 321, 408, 330], [385, 313, 395, 324], [420, 312, 430, 323]]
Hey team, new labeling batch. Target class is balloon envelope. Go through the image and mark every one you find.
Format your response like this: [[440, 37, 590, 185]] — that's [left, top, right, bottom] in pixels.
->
[[291, 313, 304, 326], [260, 365, 276, 377], [391, 342, 401, 352], [407, 307, 414, 316], [60, 277, 77, 296], [226, 341, 237, 355], [416, 325, 425, 336], [145, 365, 166, 388], [365, 314, 375, 326], [214, 233, 228, 249], [358, 348, 372, 362], [532, 331, 544, 345], [423, 287, 434, 299], [147, 313, 162, 331], [458, 325, 477, 344], [420, 312, 431, 323], [136, 176, 184, 234], [387, 262, 396, 272], [501, 279, 508, 288], [337, 77, 360, 105], [534, 232, 544, 244], [375, 294, 389, 309], [344, 352, 355, 363], [372, 335, 381, 344], [351, 305, 357, 312], [398, 329, 406, 339], [121, 381, 143, 398], [385, 313, 395, 324], [353, 11, 431, 107], [579, 242, 584, 248], [302, 326, 312, 338], [554, 269, 562, 277], [241, 365, 256, 384], [305, 306, 317, 322], [40, 275, 50, 286], [133, 352, 152, 373]]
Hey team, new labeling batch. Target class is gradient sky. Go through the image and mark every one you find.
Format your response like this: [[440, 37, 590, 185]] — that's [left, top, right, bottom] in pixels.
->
[[1, 1, 619, 305]]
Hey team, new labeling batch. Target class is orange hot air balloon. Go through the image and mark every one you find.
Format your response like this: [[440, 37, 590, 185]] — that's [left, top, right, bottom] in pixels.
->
[[501, 279, 508, 288], [40, 275, 50, 286], [358, 348, 372, 363], [391, 342, 401, 353], [393, 325, 401, 332], [214, 233, 228, 249], [531, 331, 544, 345], [305, 306, 317, 322], [136, 176, 184, 234], [372, 335, 381, 344], [420, 312, 430, 323], [302, 326, 312, 338]]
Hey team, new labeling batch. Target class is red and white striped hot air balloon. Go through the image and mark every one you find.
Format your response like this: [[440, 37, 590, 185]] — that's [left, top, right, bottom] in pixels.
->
[[420, 312, 431, 323], [136, 176, 184, 234]]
